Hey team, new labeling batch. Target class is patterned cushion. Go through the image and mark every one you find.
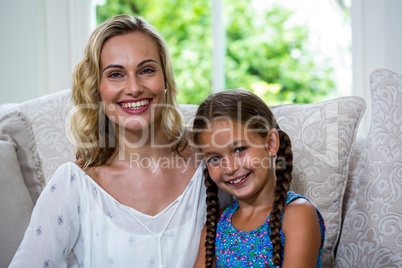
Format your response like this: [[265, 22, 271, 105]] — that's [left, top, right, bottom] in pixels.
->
[[272, 97, 365, 266], [17, 90, 74, 183], [335, 69, 402, 267], [0, 111, 45, 202], [0, 112, 37, 267], [341, 138, 366, 223]]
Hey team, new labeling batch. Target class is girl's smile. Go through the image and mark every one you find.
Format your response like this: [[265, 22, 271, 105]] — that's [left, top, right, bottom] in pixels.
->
[[228, 173, 250, 185], [199, 119, 277, 202]]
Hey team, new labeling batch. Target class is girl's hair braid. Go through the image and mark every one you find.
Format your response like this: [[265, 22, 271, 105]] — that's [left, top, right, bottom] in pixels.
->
[[269, 129, 293, 266], [204, 168, 219, 268], [192, 89, 294, 266]]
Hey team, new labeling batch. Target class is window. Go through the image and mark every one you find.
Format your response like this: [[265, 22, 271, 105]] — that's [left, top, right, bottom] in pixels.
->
[[96, 0, 351, 105]]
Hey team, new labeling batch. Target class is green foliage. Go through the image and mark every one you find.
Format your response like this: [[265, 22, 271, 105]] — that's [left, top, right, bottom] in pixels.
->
[[97, 0, 213, 104], [224, 2, 335, 104], [97, 0, 335, 105]]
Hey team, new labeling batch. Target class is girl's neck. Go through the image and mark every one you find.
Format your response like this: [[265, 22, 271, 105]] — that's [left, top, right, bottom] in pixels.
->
[[232, 174, 276, 231], [236, 189, 275, 215], [237, 171, 276, 210], [232, 193, 275, 232]]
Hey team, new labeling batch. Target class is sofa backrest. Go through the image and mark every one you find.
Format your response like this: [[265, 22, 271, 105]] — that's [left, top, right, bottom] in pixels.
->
[[0, 88, 366, 267]]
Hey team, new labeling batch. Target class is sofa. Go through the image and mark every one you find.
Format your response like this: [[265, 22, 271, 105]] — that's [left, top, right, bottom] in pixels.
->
[[0, 68, 401, 268]]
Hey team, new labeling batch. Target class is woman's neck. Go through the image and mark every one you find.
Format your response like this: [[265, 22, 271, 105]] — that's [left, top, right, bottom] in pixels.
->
[[110, 121, 178, 164]]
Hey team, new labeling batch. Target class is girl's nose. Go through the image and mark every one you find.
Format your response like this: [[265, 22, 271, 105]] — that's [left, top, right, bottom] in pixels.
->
[[224, 156, 240, 175]]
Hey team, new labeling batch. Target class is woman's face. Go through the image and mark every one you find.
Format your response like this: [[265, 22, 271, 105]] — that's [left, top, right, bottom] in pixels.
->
[[99, 32, 166, 135]]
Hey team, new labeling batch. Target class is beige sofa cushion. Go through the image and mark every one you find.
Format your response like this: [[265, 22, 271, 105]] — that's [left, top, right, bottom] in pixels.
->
[[341, 138, 366, 223], [0, 112, 38, 267], [0, 111, 45, 202], [335, 68, 402, 267], [271, 96, 365, 266], [17, 90, 74, 183]]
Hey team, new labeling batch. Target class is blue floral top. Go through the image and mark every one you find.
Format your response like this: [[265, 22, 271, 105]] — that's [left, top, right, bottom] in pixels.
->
[[215, 191, 325, 267]]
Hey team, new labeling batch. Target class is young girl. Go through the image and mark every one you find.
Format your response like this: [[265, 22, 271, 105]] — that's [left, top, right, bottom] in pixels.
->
[[193, 89, 325, 268]]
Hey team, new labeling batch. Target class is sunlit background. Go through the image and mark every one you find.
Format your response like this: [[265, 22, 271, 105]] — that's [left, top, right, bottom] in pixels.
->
[[1, 0, 401, 135], [96, 0, 351, 105]]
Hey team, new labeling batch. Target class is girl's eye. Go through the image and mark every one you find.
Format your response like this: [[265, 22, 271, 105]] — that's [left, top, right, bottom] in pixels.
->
[[234, 147, 247, 154], [207, 156, 221, 164], [108, 72, 123, 78]]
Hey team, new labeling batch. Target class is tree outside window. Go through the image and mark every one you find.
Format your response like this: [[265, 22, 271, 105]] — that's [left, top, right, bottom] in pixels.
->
[[97, 0, 344, 105]]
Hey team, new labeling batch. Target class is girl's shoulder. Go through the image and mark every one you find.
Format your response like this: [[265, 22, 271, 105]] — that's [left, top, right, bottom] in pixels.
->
[[283, 191, 325, 241], [285, 190, 302, 204], [220, 201, 239, 220], [284, 191, 320, 218], [282, 191, 326, 266]]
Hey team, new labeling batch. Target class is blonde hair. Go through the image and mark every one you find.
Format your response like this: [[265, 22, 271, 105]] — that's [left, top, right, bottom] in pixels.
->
[[69, 15, 183, 168]]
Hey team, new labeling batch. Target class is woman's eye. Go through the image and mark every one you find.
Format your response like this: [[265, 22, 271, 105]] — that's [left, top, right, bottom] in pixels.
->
[[234, 147, 247, 154], [141, 68, 154, 74], [108, 72, 123, 78]]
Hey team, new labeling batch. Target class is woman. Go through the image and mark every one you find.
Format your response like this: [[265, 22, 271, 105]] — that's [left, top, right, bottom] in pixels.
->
[[10, 15, 227, 268]]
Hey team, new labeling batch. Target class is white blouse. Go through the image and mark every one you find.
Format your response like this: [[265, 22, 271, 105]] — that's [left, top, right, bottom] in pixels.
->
[[10, 162, 209, 268]]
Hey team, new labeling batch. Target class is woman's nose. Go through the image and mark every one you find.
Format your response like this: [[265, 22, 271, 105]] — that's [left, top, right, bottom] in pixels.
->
[[125, 76, 144, 96]]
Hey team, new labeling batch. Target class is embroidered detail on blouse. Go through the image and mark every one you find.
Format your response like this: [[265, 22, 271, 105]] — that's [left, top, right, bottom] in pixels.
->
[[58, 215, 63, 225], [36, 226, 42, 236], [50, 184, 56, 192]]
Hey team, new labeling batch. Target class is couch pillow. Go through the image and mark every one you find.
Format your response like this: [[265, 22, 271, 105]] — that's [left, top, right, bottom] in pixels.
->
[[335, 68, 402, 267], [341, 138, 366, 223], [0, 118, 35, 267], [0, 111, 45, 203], [17, 89, 74, 183], [271, 96, 365, 266]]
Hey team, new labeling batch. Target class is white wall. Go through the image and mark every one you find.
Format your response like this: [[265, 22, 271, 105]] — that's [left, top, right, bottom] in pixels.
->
[[352, 0, 402, 136], [0, 0, 47, 103], [0, 0, 95, 104]]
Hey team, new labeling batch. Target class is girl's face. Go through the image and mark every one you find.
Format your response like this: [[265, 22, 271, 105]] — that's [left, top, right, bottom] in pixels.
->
[[99, 32, 166, 134], [199, 119, 278, 202]]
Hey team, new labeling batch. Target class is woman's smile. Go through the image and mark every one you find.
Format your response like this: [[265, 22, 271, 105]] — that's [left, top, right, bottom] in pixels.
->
[[118, 98, 152, 114]]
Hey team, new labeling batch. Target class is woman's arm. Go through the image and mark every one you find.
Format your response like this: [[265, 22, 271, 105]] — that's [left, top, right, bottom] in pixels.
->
[[282, 198, 322, 268]]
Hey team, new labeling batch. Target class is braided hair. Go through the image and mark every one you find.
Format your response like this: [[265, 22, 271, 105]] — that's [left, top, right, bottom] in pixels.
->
[[192, 89, 293, 267], [204, 169, 219, 267], [270, 129, 293, 265]]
